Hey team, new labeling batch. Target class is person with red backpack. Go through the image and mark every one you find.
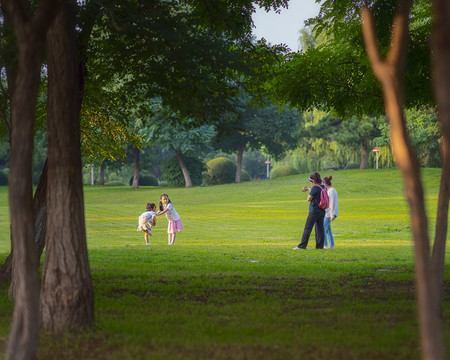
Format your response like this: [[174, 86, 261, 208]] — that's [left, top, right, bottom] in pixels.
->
[[323, 176, 338, 249], [293, 171, 327, 250]]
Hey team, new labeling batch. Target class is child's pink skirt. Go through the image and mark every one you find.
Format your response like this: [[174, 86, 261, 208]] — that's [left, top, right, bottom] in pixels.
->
[[168, 219, 184, 233]]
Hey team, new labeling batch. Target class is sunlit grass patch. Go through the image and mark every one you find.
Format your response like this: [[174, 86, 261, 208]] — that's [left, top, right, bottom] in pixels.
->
[[0, 168, 449, 359]]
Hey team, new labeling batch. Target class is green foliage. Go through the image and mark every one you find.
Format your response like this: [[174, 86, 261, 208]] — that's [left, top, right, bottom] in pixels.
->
[[204, 157, 237, 185], [140, 108, 215, 156], [269, 0, 433, 119], [270, 164, 298, 178], [128, 174, 158, 187], [0, 170, 7, 186], [213, 94, 300, 160], [161, 155, 205, 187], [240, 169, 251, 182], [242, 150, 267, 179], [374, 108, 441, 167]]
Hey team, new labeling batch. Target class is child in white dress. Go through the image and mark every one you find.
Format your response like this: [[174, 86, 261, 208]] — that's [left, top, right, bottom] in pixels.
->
[[137, 203, 157, 245]]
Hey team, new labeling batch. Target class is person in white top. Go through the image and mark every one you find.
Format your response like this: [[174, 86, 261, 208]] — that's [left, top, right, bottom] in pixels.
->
[[157, 194, 184, 245], [322, 176, 338, 249], [137, 203, 157, 245]]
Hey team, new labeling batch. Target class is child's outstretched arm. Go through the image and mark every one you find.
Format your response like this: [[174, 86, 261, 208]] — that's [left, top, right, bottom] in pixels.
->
[[157, 208, 169, 216]]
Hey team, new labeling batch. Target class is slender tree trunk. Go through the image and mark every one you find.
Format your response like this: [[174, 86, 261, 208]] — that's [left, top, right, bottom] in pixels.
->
[[99, 160, 106, 185], [40, 0, 94, 332], [359, 142, 368, 169], [235, 144, 245, 183], [175, 149, 192, 188], [1, 160, 47, 284], [362, 2, 444, 359], [430, 0, 450, 313], [0, 0, 58, 358], [133, 147, 140, 189]]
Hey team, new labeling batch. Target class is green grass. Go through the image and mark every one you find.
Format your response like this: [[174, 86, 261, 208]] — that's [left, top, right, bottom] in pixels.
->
[[0, 168, 449, 359]]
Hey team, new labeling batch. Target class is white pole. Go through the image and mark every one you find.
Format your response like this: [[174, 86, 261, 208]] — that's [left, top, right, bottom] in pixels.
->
[[376, 152, 379, 170], [266, 163, 269, 178], [91, 164, 94, 185]]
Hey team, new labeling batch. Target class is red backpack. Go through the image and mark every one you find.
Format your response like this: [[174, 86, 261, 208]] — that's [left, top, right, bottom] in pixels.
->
[[315, 185, 329, 210]]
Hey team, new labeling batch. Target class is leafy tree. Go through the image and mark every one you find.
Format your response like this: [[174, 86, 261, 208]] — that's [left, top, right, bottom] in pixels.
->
[[161, 155, 205, 187], [374, 108, 441, 167], [213, 93, 300, 182], [139, 105, 215, 188], [269, 0, 432, 118], [305, 113, 382, 168]]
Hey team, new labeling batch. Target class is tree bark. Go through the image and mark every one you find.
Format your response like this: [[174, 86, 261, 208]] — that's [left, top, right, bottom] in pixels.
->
[[132, 147, 140, 189], [430, 0, 450, 314], [40, 0, 94, 333], [175, 149, 192, 188], [235, 144, 245, 183], [362, 2, 444, 359], [0, 0, 58, 358]]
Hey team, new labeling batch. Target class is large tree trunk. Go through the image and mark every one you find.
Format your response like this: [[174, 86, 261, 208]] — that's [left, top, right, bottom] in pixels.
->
[[361, 2, 444, 359], [0, 0, 57, 358], [175, 149, 192, 188], [235, 144, 245, 183], [132, 147, 140, 189], [40, 0, 94, 332], [430, 0, 450, 314]]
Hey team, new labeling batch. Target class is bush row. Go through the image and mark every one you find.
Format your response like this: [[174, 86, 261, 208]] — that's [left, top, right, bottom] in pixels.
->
[[0, 157, 296, 188]]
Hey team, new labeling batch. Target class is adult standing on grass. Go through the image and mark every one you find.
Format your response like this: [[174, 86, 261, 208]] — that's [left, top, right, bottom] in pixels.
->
[[322, 176, 338, 249], [157, 194, 184, 245], [293, 172, 326, 250]]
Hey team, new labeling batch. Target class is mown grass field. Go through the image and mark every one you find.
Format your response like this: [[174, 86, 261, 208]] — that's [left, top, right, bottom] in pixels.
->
[[0, 168, 449, 359]]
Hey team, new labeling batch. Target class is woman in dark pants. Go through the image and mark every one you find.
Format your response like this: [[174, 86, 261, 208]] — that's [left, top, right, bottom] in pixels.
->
[[293, 172, 325, 250]]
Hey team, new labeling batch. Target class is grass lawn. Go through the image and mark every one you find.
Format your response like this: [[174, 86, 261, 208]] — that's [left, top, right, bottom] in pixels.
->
[[0, 168, 449, 359]]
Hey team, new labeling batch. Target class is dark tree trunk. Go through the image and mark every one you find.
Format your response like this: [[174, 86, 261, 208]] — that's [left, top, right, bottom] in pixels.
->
[[235, 144, 245, 183], [40, 0, 94, 332], [175, 149, 192, 188], [0, 0, 58, 358], [132, 147, 140, 189], [362, 2, 444, 359], [34, 159, 48, 258], [430, 0, 450, 317], [360, 142, 368, 169], [99, 160, 106, 185]]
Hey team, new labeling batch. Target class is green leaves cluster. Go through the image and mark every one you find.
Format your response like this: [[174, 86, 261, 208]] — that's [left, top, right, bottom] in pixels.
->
[[268, 0, 433, 119]]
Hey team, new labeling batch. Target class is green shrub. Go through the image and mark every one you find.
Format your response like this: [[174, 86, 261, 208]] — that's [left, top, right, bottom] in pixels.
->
[[204, 157, 237, 185], [240, 169, 252, 182], [105, 181, 125, 186], [344, 163, 360, 170], [161, 155, 205, 187], [0, 171, 7, 186], [129, 174, 159, 186], [270, 165, 298, 179]]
